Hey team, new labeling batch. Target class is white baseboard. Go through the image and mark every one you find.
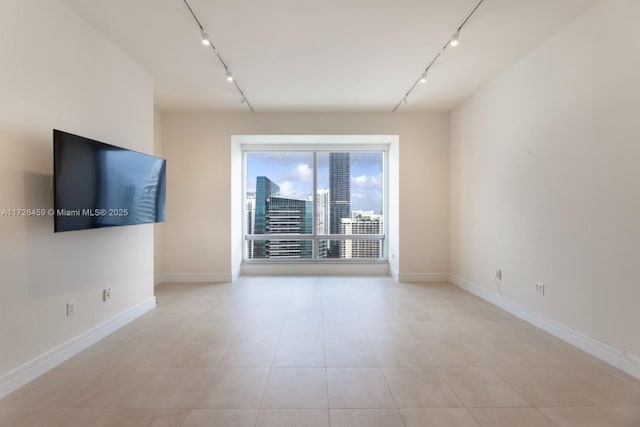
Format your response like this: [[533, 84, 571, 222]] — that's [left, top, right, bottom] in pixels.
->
[[397, 273, 449, 283], [0, 297, 156, 400], [619, 353, 640, 381], [155, 273, 234, 284], [448, 274, 640, 381]]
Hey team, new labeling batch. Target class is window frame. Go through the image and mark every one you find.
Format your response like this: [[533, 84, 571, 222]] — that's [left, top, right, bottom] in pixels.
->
[[242, 144, 389, 263]]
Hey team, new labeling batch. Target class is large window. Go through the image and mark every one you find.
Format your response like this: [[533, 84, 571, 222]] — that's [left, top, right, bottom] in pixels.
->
[[244, 149, 386, 261]]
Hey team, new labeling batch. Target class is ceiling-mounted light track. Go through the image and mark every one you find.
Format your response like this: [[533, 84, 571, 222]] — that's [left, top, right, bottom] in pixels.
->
[[393, 0, 485, 112], [182, 0, 254, 112]]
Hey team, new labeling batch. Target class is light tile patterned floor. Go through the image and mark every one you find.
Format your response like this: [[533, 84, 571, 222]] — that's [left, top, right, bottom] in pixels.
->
[[1, 276, 639, 426]]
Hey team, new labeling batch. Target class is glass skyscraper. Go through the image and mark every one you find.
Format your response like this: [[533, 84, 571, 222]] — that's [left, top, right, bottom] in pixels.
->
[[254, 176, 280, 258], [252, 176, 313, 259], [329, 153, 351, 256], [265, 196, 313, 258]]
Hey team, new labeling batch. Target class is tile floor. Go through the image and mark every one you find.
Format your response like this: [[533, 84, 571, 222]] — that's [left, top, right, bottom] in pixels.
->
[[1, 276, 639, 426]]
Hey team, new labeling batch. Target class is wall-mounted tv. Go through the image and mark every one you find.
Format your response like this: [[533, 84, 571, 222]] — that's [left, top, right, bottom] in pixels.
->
[[53, 129, 166, 232]]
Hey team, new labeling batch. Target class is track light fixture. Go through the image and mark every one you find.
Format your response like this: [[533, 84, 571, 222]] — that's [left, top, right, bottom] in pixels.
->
[[449, 31, 460, 47], [201, 29, 210, 46], [182, 0, 254, 111], [393, 0, 485, 112]]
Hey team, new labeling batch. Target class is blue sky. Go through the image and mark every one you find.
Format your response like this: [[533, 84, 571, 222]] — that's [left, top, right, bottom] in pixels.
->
[[246, 152, 383, 213]]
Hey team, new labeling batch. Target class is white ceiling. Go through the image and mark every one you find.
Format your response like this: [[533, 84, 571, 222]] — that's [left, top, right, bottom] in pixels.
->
[[61, 0, 600, 112]]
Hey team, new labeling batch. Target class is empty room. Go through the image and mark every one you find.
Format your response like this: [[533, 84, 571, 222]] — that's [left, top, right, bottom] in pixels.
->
[[1, 0, 639, 426]]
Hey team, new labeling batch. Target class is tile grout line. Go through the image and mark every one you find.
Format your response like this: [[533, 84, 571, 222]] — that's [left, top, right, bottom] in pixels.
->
[[535, 407, 562, 427], [177, 286, 225, 427], [361, 298, 408, 427], [321, 286, 333, 427], [252, 295, 289, 427], [488, 365, 540, 409]]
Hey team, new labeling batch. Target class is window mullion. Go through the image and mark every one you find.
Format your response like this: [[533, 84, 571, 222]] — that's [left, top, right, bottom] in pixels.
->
[[312, 151, 318, 259]]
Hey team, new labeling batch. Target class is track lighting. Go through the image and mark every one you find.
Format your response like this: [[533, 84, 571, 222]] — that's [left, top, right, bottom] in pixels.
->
[[183, 0, 253, 111], [450, 30, 460, 47], [201, 29, 210, 46], [393, 0, 484, 112]]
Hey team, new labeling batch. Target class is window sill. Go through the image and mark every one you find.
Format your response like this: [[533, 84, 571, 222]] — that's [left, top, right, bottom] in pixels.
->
[[241, 261, 391, 277]]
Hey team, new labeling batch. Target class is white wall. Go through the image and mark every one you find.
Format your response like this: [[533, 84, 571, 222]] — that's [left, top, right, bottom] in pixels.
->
[[0, 0, 154, 383], [450, 0, 640, 361], [160, 113, 449, 282]]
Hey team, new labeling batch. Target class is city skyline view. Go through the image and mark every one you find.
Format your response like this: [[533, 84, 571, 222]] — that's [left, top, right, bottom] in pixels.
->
[[245, 151, 384, 260], [246, 151, 383, 213]]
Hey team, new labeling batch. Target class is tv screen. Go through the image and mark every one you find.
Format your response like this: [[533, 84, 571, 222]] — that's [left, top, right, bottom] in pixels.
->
[[53, 129, 166, 232]]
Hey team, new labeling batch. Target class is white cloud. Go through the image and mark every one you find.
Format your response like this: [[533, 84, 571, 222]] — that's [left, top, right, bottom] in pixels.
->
[[279, 181, 293, 197], [288, 163, 313, 184], [352, 175, 368, 184], [276, 164, 314, 200], [350, 173, 383, 212]]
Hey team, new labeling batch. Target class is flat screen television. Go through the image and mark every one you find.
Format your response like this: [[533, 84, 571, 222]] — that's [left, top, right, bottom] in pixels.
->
[[53, 129, 166, 232]]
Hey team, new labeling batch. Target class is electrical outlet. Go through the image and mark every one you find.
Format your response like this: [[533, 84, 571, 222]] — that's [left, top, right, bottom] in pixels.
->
[[66, 300, 76, 317], [103, 288, 111, 302], [534, 281, 545, 295], [495, 269, 502, 280]]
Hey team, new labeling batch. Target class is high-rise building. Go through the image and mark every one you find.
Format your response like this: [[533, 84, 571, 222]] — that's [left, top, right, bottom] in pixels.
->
[[329, 153, 350, 256], [265, 196, 313, 258], [245, 192, 256, 258], [340, 213, 383, 259], [254, 176, 279, 258], [251, 176, 313, 259], [316, 188, 330, 235], [351, 210, 377, 220], [316, 188, 330, 258]]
